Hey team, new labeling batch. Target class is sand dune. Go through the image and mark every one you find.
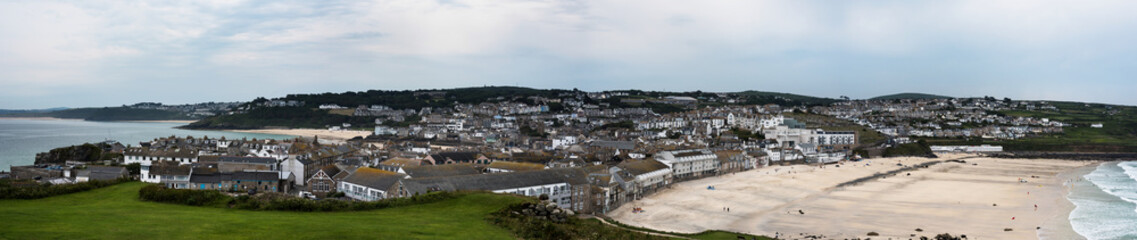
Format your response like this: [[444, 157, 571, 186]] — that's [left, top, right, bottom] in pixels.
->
[[609, 154, 1093, 239]]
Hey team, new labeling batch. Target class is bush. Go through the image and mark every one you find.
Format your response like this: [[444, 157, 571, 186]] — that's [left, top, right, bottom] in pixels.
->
[[0, 178, 131, 199], [138, 185, 230, 206], [487, 202, 667, 240], [229, 190, 465, 212]]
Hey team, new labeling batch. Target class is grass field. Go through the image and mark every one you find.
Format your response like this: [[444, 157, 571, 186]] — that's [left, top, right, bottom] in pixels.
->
[[0, 182, 524, 239]]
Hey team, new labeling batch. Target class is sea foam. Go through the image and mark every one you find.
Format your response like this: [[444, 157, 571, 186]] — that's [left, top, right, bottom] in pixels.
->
[[1068, 161, 1137, 240]]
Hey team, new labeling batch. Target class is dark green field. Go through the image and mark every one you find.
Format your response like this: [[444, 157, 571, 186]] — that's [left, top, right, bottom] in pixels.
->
[[0, 182, 523, 239]]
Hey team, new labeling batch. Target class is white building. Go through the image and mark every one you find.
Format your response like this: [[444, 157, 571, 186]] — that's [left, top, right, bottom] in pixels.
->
[[339, 168, 406, 201], [654, 149, 718, 179], [930, 145, 1004, 153]]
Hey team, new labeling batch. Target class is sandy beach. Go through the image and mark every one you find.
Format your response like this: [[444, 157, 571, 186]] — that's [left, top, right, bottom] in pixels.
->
[[609, 153, 1095, 239], [227, 128, 371, 142]]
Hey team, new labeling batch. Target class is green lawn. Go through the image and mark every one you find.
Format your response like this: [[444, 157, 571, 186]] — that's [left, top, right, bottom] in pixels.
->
[[0, 182, 524, 240]]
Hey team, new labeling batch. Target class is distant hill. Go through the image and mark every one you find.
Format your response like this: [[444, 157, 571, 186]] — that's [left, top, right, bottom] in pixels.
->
[[0, 107, 194, 121], [0, 107, 69, 115], [184, 86, 847, 129], [870, 93, 953, 100], [733, 90, 839, 106]]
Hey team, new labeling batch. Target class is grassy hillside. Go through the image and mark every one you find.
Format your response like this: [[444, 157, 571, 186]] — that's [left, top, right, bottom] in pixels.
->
[[924, 101, 1137, 152], [783, 112, 885, 145], [182, 107, 375, 129], [734, 90, 838, 106], [0, 182, 524, 239], [870, 92, 953, 100]]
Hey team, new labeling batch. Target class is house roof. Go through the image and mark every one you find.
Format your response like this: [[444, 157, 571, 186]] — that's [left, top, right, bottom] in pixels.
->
[[317, 165, 341, 178], [189, 172, 225, 183], [616, 159, 670, 176], [149, 162, 192, 175], [714, 150, 743, 159], [77, 166, 127, 180], [590, 140, 635, 150], [403, 168, 588, 195], [430, 152, 480, 162], [486, 161, 546, 172], [380, 157, 422, 167], [218, 156, 277, 165], [189, 171, 278, 183], [402, 164, 481, 178], [342, 167, 406, 190], [124, 148, 196, 159]]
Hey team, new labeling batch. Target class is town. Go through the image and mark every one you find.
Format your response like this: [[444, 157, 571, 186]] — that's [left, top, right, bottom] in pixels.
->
[[6, 90, 1060, 217]]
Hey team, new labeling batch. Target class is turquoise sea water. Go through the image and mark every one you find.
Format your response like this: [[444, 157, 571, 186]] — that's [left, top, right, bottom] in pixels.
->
[[0, 118, 292, 171], [1068, 161, 1137, 240]]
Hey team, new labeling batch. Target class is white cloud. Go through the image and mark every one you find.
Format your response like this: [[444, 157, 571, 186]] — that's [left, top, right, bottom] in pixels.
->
[[2, 0, 1137, 108]]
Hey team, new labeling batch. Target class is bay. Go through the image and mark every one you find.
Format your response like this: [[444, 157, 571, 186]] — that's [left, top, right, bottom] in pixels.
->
[[0, 118, 293, 171]]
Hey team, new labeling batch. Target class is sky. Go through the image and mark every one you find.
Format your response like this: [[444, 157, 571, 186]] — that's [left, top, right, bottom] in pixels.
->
[[2, 0, 1136, 109]]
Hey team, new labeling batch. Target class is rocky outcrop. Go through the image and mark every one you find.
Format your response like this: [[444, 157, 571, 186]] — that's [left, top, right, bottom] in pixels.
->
[[34, 143, 109, 165], [512, 201, 575, 223]]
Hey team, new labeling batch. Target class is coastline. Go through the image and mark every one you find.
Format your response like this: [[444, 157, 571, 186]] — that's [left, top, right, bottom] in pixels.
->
[[0, 117, 195, 124], [0, 117, 73, 121], [609, 153, 1096, 239], [113, 120, 197, 123], [1038, 162, 1099, 240], [223, 128, 371, 142]]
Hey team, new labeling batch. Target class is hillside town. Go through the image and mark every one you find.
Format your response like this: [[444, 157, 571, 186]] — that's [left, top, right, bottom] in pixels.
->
[[8, 92, 1071, 216], [814, 97, 1069, 140], [8, 91, 1077, 216]]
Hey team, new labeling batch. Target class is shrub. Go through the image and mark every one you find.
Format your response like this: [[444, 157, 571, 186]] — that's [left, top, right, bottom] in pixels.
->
[[0, 178, 131, 199], [487, 202, 666, 240], [230, 190, 464, 212], [138, 185, 230, 206]]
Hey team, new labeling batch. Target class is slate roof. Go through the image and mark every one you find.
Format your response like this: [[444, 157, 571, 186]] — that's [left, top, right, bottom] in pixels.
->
[[77, 166, 127, 180], [486, 161, 546, 172], [189, 172, 224, 183], [218, 156, 277, 165], [430, 152, 480, 162], [149, 162, 192, 175], [341, 167, 406, 190], [590, 140, 635, 150], [318, 165, 341, 179], [124, 148, 196, 159], [616, 159, 670, 176], [402, 164, 481, 178], [189, 171, 278, 183], [380, 157, 422, 167], [403, 168, 589, 195]]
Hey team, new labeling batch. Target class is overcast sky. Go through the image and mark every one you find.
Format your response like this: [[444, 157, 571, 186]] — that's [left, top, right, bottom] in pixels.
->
[[2, 0, 1136, 109]]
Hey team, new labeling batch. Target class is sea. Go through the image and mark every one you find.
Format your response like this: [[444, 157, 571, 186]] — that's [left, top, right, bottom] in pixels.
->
[[0, 118, 292, 171], [1068, 161, 1137, 240]]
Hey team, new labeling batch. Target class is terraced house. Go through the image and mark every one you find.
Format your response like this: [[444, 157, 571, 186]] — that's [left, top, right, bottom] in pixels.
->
[[654, 149, 718, 180]]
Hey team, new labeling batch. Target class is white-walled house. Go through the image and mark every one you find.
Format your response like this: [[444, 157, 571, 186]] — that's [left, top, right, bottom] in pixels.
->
[[654, 149, 718, 179], [280, 158, 308, 186], [615, 159, 672, 198], [402, 168, 588, 210], [339, 168, 407, 201], [125, 148, 198, 184]]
